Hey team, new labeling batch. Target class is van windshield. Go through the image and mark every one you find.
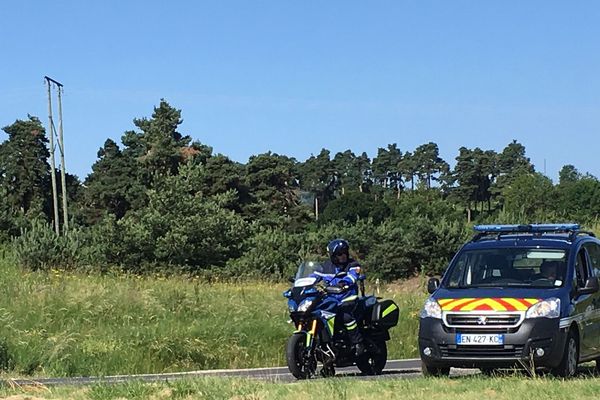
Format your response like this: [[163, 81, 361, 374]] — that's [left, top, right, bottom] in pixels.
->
[[445, 248, 568, 289]]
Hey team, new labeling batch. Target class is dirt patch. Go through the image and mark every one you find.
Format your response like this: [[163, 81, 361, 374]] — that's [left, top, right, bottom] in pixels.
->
[[0, 396, 48, 400]]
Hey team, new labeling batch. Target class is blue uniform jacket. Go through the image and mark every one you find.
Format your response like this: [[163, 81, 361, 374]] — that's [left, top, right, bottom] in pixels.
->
[[311, 259, 363, 303]]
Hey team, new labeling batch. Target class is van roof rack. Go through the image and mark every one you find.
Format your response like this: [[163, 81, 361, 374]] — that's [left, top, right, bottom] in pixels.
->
[[470, 224, 594, 242]]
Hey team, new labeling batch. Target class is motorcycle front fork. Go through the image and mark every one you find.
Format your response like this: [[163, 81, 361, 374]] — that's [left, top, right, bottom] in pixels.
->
[[300, 320, 319, 375]]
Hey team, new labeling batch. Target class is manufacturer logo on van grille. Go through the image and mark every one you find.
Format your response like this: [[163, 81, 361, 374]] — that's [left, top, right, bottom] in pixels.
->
[[445, 313, 522, 328]]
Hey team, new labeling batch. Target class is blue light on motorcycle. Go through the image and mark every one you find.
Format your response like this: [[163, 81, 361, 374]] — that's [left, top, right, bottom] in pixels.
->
[[283, 290, 292, 298]]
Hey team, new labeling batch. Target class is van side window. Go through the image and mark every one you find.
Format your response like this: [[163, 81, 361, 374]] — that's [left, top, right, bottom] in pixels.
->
[[575, 249, 589, 287], [584, 243, 600, 277]]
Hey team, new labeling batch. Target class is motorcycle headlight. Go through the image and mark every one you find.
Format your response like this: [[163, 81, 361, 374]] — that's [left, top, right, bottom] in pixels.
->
[[288, 301, 296, 312], [420, 298, 442, 319], [525, 298, 560, 319], [298, 299, 315, 312]]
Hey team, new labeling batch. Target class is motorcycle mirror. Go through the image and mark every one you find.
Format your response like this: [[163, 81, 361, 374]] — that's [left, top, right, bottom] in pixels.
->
[[326, 286, 343, 295], [287, 276, 295, 284]]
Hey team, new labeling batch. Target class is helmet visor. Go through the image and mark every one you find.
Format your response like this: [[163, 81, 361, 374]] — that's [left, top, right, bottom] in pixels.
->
[[333, 247, 347, 256]]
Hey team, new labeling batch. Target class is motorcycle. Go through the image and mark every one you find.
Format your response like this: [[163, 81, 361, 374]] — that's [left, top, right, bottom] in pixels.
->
[[283, 261, 399, 379]]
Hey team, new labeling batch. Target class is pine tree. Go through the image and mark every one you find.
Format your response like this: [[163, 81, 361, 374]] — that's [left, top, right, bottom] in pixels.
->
[[245, 152, 300, 218], [84, 139, 145, 220], [0, 116, 50, 217], [132, 99, 192, 186], [372, 143, 404, 195], [412, 142, 450, 189], [332, 150, 371, 193]]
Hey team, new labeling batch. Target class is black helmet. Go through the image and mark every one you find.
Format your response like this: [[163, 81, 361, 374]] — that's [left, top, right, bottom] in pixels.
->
[[327, 239, 350, 262]]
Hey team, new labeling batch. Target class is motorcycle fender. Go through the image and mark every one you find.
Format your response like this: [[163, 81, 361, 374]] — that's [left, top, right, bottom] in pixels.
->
[[291, 330, 311, 347], [291, 331, 309, 346]]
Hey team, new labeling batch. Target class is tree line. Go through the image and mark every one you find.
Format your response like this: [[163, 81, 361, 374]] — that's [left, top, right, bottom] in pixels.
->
[[1, 100, 599, 280]]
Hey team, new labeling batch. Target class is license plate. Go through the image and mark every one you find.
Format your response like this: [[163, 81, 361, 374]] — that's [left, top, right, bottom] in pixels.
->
[[456, 334, 504, 345]]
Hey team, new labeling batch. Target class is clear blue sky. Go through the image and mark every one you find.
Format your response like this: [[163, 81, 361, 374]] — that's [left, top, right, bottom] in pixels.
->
[[1, 1, 599, 181]]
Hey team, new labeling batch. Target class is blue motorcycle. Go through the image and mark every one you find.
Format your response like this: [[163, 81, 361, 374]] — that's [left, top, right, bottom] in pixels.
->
[[284, 261, 399, 379]]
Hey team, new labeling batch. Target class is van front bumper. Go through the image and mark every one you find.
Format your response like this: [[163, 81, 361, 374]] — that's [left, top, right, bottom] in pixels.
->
[[419, 317, 568, 369]]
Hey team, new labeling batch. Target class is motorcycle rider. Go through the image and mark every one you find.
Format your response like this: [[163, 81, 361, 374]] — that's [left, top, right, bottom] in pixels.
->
[[312, 239, 365, 356]]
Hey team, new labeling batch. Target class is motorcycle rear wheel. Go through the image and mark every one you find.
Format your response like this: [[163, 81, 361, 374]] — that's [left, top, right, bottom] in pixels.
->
[[356, 340, 387, 375]]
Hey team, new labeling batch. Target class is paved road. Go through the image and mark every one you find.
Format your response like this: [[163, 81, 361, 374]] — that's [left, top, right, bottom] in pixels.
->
[[6, 358, 471, 387]]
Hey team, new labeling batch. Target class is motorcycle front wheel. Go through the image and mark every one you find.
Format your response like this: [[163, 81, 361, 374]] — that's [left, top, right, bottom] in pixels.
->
[[286, 333, 316, 379]]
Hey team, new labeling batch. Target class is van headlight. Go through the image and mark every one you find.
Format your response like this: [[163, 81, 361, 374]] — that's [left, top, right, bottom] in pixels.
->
[[525, 298, 560, 319], [420, 298, 442, 319], [298, 299, 315, 312]]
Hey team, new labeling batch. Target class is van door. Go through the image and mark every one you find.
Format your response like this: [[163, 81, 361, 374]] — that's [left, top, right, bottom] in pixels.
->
[[574, 247, 596, 358], [583, 242, 600, 355]]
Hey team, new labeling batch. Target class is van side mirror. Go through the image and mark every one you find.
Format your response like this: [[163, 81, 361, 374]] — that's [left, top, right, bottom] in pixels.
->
[[578, 276, 599, 295], [427, 278, 440, 294]]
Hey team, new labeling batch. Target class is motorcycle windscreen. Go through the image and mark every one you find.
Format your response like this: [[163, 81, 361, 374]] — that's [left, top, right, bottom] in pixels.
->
[[295, 261, 325, 280]]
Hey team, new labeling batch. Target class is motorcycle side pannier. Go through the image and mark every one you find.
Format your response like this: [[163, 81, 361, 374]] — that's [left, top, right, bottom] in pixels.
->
[[371, 299, 399, 328]]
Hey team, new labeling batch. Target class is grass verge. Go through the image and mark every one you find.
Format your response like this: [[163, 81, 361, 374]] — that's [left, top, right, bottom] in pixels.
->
[[2, 376, 600, 400], [0, 257, 423, 378]]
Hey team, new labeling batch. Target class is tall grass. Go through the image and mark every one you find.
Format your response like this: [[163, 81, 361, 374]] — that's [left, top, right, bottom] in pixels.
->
[[587, 219, 600, 237], [0, 256, 423, 378], [3, 376, 600, 400]]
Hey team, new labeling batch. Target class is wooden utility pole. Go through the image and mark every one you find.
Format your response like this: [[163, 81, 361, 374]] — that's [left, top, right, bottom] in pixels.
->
[[44, 76, 68, 234], [57, 85, 68, 232], [45, 77, 60, 235]]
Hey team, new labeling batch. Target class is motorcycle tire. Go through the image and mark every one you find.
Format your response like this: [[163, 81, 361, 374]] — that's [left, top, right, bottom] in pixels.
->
[[356, 340, 387, 375], [286, 333, 315, 379]]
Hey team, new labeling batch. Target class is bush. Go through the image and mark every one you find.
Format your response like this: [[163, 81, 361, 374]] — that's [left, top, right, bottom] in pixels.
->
[[0, 339, 13, 371], [366, 217, 468, 279], [13, 220, 82, 271], [304, 219, 379, 262], [391, 189, 463, 224], [225, 227, 302, 279], [320, 192, 390, 225], [114, 172, 249, 272], [503, 173, 555, 219], [11, 218, 123, 272]]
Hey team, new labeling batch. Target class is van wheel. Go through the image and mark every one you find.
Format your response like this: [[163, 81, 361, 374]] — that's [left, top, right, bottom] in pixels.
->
[[421, 361, 450, 377], [552, 330, 578, 378]]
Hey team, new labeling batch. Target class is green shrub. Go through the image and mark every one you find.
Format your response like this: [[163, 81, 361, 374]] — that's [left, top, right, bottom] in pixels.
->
[[320, 192, 391, 225], [366, 217, 468, 279], [13, 220, 82, 271], [0, 339, 13, 371], [225, 227, 302, 279], [114, 167, 250, 272]]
